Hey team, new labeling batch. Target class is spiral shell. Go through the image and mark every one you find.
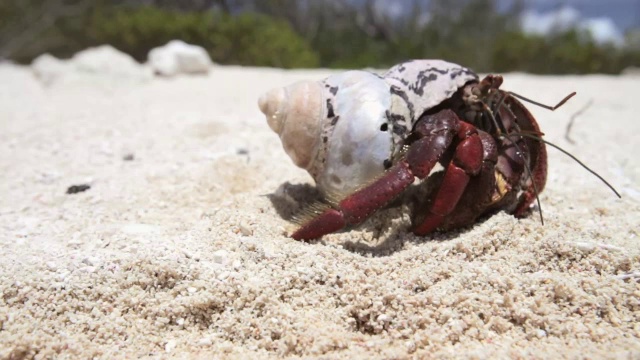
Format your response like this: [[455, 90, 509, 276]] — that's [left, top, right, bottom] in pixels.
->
[[258, 80, 324, 170], [258, 60, 478, 198]]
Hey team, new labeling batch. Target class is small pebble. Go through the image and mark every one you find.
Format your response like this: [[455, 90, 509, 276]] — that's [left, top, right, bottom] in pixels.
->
[[217, 271, 230, 280], [187, 287, 197, 293], [239, 221, 252, 236], [165, 340, 176, 353], [406, 341, 416, 353], [46, 261, 57, 271], [213, 250, 228, 265], [572, 241, 595, 253], [197, 337, 212, 346], [232, 260, 242, 270], [55, 272, 68, 281], [66, 184, 91, 194]]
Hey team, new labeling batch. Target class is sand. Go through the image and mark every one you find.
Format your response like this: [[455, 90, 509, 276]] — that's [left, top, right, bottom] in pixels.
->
[[0, 61, 639, 359]]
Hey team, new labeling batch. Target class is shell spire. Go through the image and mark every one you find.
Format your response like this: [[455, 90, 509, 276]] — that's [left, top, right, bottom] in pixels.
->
[[258, 81, 324, 170]]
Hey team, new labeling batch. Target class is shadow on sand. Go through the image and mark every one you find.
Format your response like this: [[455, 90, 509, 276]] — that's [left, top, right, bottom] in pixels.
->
[[266, 180, 492, 257]]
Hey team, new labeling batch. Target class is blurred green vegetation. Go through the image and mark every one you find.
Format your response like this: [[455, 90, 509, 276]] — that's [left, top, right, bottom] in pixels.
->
[[91, 6, 319, 67], [492, 30, 640, 74], [0, 0, 638, 74], [0, 1, 319, 68]]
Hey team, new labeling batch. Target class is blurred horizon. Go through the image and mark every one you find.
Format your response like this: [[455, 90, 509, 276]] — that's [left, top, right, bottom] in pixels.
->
[[518, 0, 639, 31], [1, 0, 639, 74]]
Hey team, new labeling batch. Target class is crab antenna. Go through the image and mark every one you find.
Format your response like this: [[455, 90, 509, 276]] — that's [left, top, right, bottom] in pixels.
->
[[482, 103, 507, 135], [509, 91, 577, 111], [509, 132, 622, 198], [492, 92, 508, 115]]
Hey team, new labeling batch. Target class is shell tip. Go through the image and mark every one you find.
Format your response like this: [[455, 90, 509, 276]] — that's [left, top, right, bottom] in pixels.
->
[[258, 92, 270, 115]]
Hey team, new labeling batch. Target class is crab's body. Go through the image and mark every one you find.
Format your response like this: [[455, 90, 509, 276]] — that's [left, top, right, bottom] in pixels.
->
[[259, 60, 548, 240]]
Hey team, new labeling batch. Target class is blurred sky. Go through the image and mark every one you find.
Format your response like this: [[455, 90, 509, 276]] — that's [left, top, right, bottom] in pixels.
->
[[375, 0, 639, 46], [519, 0, 639, 31], [515, 0, 639, 46]]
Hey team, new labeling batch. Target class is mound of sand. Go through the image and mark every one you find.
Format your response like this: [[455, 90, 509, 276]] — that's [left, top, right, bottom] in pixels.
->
[[0, 62, 638, 359]]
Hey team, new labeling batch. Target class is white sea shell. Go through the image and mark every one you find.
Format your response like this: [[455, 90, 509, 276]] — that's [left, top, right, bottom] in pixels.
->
[[259, 71, 395, 197], [317, 71, 394, 197], [147, 40, 212, 76], [259, 80, 324, 170], [259, 60, 478, 198]]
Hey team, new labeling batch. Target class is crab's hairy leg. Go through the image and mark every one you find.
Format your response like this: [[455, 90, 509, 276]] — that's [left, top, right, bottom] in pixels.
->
[[291, 163, 415, 240], [412, 121, 485, 236]]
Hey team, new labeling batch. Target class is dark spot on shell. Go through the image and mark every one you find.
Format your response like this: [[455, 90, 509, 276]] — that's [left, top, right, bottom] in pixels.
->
[[341, 151, 353, 166], [383, 159, 392, 169], [323, 136, 328, 143], [450, 67, 477, 80], [412, 73, 439, 96], [386, 110, 406, 125], [330, 175, 342, 185], [380, 123, 388, 132], [326, 99, 335, 118], [390, 86, 414, 120], [392, 123, 405, 136], [331, 116, 340, 126], [329, 86, 339, 95], [390, 66, 450, 96]]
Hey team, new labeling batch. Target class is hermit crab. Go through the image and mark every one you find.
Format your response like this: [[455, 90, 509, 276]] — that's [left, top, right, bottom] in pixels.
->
[[259, 60, 619, 240]]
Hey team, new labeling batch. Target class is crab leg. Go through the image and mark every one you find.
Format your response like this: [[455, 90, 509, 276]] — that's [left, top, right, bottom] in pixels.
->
[[291, 163, 415, 240], [412, 121, 484, 235]]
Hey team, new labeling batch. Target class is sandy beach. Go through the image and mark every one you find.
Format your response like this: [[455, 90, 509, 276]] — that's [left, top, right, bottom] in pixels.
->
[[0, 59, 639, 359]]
